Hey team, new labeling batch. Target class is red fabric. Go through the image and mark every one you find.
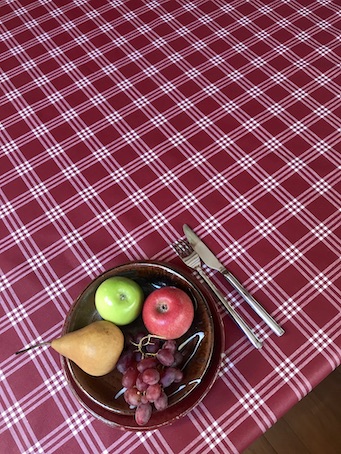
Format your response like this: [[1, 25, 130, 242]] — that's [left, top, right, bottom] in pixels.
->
[[1, 0, 340, 452]]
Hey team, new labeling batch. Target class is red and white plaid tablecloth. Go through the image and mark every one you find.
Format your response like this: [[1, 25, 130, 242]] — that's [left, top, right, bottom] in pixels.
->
[[1, 0, 340, 452]]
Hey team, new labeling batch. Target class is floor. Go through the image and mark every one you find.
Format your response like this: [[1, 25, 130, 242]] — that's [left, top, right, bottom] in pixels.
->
[[242, 366, 341, 454]]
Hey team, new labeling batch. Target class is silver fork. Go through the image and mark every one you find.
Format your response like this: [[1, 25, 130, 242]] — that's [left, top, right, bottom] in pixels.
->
[[172, 238, 263, 349]]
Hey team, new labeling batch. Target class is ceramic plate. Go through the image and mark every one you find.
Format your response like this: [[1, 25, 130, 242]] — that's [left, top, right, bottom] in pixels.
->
[[61, 261, 224, 430]]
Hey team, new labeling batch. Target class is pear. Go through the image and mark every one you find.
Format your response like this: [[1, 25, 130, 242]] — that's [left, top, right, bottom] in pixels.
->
[[16, 320, 124, 377]]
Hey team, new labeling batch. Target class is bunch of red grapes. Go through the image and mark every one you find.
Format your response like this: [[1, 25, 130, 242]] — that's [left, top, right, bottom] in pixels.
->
[[116, 333, 184, 426]]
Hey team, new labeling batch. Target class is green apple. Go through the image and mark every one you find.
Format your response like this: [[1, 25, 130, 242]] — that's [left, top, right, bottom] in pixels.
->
[[95, 276, 144, 325]]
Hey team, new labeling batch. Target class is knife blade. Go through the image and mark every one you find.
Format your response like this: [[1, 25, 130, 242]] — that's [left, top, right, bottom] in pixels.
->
[[183, 224, 284, 336]]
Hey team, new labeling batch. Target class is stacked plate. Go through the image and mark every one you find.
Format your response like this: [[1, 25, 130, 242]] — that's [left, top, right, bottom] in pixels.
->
[[61, 261, 225, 430]]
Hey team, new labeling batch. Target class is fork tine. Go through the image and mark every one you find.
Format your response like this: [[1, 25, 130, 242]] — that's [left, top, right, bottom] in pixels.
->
[[172, 238, 202, 271], [172, 238, 191, 256], [171, 240, 181, 255]]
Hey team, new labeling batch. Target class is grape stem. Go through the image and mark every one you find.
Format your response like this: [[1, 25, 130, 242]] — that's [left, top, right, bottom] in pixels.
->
[[15, 342, 51, 354], [131, 334, 166, 358]]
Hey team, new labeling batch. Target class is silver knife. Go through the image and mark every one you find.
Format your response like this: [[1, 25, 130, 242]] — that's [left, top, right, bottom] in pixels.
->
[[183, 224, 284, 337]]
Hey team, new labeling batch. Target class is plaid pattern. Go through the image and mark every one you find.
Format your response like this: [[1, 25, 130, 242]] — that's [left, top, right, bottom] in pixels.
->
[[1, 0, 340, 452]]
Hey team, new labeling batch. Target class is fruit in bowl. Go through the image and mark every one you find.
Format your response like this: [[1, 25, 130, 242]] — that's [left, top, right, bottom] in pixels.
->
[[117, 332, 186, 425], [16, 320, 124, 377], [95, 276, 144, 325], [142, 286, 194, 339], [51, 320, 124, 376]]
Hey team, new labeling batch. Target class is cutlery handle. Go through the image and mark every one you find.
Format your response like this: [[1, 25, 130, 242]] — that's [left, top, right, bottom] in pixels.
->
[[197, 268, 262, 349], [221, 270, 284, 337]]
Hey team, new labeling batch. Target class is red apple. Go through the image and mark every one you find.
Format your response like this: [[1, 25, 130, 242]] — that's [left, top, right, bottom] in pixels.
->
[[142, 286, 194, 339]]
